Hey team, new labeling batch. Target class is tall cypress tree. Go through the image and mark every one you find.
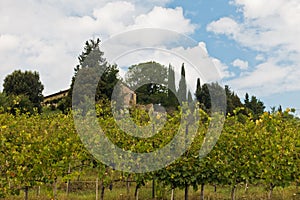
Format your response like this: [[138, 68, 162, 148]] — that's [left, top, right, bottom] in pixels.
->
[[177, 63, 187, 103], [187, 90, 193, 104], [168, 64, 176, 93], [167, 64, 178, 109], [195, 78, 201, 103], [244, 93, 250, 106]]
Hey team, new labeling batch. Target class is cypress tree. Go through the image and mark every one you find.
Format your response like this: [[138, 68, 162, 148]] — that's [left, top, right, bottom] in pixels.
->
[[195, 78, 201, 103], [187, 90, 193, 104], [168, 64, 176, 94], [244, 93, 250, 106], [167, 64, 178, 109], [177, 63, 187, 103]]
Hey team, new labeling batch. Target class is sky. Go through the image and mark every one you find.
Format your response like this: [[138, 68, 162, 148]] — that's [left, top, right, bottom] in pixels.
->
[[0, 0, 300, 114]]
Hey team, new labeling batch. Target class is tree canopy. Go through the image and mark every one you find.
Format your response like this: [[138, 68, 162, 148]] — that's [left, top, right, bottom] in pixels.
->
[[244, 93, 265, 119], [125, 61, 168, 106], [63, 38, 119, 111], [2, 70, 44, 113], [177, 63, 187, 103]]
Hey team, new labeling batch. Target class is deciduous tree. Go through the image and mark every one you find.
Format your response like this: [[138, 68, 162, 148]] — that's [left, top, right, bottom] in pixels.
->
[[3, 70, 43, 113]]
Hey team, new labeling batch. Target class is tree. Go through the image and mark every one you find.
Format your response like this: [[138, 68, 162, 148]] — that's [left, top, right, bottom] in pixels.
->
[[96, 64, 119, 101], [0, 93, 34, 115], [196, 82, 242, 116], [244, 93, 265, 119], [177, 63, 187, 103], [64, 38, 119, 111], [125, 61, 168, 106], [195, 78, 201, 102], [196, 82, 226, 114], [225, 85, 243, 115], [3, 70, 44, 113], [0, 93, 9, 112], [167, 64, 179, 110], [197, 83, 211, 112], [168, 64, 176, 94], [277, 105, 283, 113], [187, 90, 193, 104], [244, 93, 250, 105]]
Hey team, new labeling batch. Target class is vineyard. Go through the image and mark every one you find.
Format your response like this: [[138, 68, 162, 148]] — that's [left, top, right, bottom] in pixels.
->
[[0, 105, 299, 200]]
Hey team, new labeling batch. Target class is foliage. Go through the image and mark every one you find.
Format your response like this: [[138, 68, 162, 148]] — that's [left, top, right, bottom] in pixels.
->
[[197, 83, 211, 112], [0, 101, 299, 200], [0, 112, 87, 198], [244, 93, 265, 120], [63, 39, 119, 112], [177, 63, 187, 103], [166, 64, 179, 110], [196, 82, 227, 114], [195, 82, 243, 115], [0, 93, 35, 115], [225, 85, 243, 115], [187, 90, 193, 104], [195, 78, 201, 103], [125, 61, 168, 106], [2, 70, 44, 113]]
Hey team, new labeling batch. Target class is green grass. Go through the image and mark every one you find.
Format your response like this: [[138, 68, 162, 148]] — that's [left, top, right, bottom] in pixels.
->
[[4, 183, 299, 200]]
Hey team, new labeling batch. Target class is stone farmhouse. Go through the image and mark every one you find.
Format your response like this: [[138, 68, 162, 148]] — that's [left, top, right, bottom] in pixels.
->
[[43, 84, 136, 108]]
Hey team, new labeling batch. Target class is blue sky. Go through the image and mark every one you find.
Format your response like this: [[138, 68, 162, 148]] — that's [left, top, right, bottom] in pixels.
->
[[168, 0, 300, 112], [0, 0, 299, 114]]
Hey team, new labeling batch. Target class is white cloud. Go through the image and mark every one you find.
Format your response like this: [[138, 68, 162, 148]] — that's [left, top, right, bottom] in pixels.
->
[[132, 7, 196, 34], [211, 58, 234, 79], [208, 0, 300, 52], [208, 0, 300, 96], [232, 59, 248, 70], [255, 54, 265, 61], [233, 0, 286, 19], [207, 17, 240, 38], [101, 31, 230, 95], [0, 34, 19, 52], [228, 60, 293, 97], [0, 1, 197, 95]]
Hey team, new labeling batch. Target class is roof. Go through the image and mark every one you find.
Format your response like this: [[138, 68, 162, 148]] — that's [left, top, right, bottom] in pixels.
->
[[44, 89, 69, 100]]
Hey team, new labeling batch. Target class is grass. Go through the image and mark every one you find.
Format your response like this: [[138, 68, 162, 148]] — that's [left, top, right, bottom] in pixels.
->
[[4, 182, 299, 200]]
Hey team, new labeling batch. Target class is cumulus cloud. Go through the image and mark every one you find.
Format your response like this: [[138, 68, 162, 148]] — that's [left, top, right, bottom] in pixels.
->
[[228, 60, 293, 97], [207, 0, 300, 96], [0, 0, 197, 95], [207, 17, 240, 38], [208, 0, 300, 51], [232, 59, 248, 70], [101, 29, 229, 95], [255, 54, 265, 61], [233, 0, 286, 19], [132, 7, 196, 34]]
